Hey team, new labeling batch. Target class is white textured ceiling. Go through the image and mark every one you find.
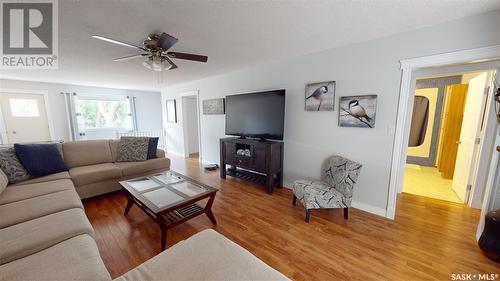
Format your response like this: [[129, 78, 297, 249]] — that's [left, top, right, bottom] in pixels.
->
[[1, 0, 500, 91]]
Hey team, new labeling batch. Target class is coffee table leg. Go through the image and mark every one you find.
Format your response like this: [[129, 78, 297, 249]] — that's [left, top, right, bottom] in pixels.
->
[[158, 220, 168, 251], [124, 193, 134, 215], [205, 195, 217, 225]]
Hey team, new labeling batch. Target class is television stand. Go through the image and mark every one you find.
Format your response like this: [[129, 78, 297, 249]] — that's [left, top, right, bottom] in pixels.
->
[[220, 137, 283, 194]]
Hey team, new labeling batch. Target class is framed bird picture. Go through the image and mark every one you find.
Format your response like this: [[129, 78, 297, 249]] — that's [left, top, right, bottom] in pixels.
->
[[305, 81, 335, 111], [339, 95, 377, 128]]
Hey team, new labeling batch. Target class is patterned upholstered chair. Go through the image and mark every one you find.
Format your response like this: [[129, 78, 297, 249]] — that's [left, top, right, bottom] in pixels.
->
[[292, 155, 362, 223]]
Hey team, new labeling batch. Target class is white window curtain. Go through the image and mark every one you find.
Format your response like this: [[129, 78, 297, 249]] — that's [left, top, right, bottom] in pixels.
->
[[63, 92, 137, 141]]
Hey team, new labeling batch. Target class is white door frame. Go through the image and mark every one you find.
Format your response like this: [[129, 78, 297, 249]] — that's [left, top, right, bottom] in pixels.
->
[[0, 89, 56, 143], [387, 45, 500, 219], [180, 90, 202, 163], [467, 71, 498, 208]]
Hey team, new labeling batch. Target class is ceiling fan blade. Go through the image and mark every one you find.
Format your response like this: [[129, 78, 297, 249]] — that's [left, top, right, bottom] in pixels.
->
[[167, 52, 208, 62], [157, 33, 178, 51], [164, 57, 178, 70], [113, 54, 149, 62], [92, 35, 146, 51]]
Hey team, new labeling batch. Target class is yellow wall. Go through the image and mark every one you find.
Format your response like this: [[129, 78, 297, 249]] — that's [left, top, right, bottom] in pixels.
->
[[407, 88, 438, 158], [461, 72, 482, 84]]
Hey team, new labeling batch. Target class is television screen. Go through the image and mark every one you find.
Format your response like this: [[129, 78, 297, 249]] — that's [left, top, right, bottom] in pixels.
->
[[225, 90, 285, 140]]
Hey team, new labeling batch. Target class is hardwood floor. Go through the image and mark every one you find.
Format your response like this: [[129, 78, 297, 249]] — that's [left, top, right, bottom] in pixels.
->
[[83, 154, 499, 280]]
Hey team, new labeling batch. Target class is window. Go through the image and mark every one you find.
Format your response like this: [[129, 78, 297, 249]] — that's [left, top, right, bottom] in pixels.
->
[[9, 98, 40, 117], [75, 95, 133, 130]]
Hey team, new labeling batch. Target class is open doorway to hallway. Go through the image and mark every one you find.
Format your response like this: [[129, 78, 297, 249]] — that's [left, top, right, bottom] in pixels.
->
[[403, 70, 495, 207], [181, 94, 201, 162]]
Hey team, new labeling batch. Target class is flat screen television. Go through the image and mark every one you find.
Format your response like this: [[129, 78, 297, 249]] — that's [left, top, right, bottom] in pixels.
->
[[225, 89, 285, 140]]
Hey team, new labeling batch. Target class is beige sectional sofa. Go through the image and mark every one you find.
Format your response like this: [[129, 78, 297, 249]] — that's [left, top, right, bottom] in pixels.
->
[[0, 139, 289, 281], [0, 178, 110, 281], [8, 139, 170, 199]]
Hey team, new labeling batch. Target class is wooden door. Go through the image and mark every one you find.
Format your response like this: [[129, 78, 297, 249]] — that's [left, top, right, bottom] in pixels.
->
[[437, 84, 468, 179]]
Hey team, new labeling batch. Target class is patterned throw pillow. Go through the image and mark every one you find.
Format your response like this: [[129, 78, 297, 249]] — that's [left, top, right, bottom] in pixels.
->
[[116, 137, 150, 162], [0, 147, 31, 183], [0, 169, 8, 195]]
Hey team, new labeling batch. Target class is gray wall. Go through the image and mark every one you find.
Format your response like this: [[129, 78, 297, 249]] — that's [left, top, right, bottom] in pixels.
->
[[161, 9, 500, 215], [0, 79, 162, 141]]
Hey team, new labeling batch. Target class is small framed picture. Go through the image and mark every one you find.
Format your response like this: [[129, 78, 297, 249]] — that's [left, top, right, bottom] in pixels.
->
[[339, 95, 377, 128], [202, 98, 225, 115], [166, 99, 177, 123], [305, 81, 335, 111]]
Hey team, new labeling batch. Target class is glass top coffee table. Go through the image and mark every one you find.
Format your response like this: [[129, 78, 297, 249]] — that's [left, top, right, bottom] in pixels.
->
[[120, 170, 218, 250]]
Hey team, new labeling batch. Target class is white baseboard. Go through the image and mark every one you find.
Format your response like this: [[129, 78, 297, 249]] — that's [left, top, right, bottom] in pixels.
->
[[351, 201, 387, 217], [166, 150, 184, 157], [283, 182, 387, 218]]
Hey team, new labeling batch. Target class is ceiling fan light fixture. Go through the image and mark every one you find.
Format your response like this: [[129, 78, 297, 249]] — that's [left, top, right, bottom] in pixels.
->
[[93, 32, 207, 71], [142, 56, 171, 71]]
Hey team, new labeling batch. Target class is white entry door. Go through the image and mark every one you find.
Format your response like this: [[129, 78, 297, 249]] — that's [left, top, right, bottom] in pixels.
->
[[452, 73, 489, 202], [0, 93, 51, 144]]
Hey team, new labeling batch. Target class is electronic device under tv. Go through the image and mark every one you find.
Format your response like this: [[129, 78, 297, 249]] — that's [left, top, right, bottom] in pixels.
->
[[225, 89, 285, 140]]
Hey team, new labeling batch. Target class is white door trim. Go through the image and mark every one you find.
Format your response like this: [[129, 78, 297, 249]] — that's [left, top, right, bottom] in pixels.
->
[[180, 90, 202, 163], [387, 45, 500, 219], [468, 71, 497, 208], [476, 68, 500, 239], [0, 88, 56, 142]]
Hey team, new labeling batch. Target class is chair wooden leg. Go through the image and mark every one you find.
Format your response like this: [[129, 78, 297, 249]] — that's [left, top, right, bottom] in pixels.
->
[[305, 209, 311, 223], [344, 207, 348, 220], [292, 195, 297, 206]]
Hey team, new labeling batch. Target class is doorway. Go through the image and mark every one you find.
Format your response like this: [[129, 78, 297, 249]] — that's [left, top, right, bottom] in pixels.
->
[[403, 71, 493, 205], [181, 93, 201, 161], [388, 53, 500, 227], [0, 91, 53, 144]]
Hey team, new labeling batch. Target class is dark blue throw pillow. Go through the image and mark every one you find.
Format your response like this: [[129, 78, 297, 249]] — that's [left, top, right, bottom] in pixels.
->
[[14, 143, 68, 177], [147, 137, 159, 159]]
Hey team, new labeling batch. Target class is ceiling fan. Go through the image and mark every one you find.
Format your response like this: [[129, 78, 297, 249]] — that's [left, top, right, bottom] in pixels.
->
[[92, 32, 208, 71]]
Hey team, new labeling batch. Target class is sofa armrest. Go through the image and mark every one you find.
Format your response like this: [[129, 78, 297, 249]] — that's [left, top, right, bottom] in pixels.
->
[[156, 148, 165, 158]]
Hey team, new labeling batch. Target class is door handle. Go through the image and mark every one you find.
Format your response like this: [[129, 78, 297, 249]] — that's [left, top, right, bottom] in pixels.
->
[[456, 140, 461, 144], [11, 131, 17, 134]]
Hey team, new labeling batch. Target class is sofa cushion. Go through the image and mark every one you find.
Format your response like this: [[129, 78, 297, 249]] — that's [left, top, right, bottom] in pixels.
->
[[75, 179, 122, 200], [0, 208, 94, 264], [0, 179, 74, 205], [0, 234, 111, 281], [62, 140, 113, 168], [147, 137, 159, 159], [14, 143, 68, 177], [0, 147, 30, 183], [0, 169, 7, 195], [117, 137, 150, 162], [109, 139, 119, 162], [156, 148, 165, 158], [0, 189, 83, 229], [115, 158, 170, 177], [10, 171, 71, 186], [69, 163, 122, 186], [115, 229, 290, 281]]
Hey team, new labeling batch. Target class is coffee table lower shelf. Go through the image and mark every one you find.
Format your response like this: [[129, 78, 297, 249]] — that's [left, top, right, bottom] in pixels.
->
[[162, 203, 205, 226]]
